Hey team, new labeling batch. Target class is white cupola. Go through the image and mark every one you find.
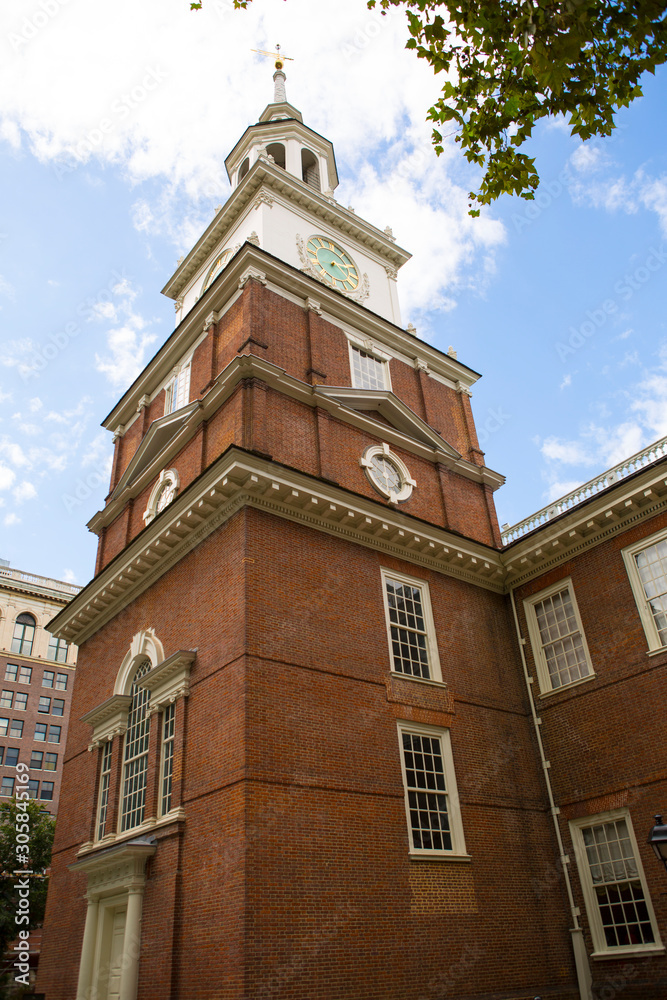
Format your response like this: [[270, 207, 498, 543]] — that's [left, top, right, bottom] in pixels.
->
[[224, 64, 339, 196]]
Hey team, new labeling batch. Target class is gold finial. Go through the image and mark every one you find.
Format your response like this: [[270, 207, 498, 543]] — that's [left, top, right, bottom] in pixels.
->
[[251, 43, 294, 71]]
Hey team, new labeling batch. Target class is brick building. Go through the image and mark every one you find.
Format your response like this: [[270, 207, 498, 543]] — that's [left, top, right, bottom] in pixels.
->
[[37, 63, 666, 1000], [0, 561, 79, 812]]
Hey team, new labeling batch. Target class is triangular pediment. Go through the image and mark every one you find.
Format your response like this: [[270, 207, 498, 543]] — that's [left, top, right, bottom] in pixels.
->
[[112, 402, 200, 499], [314, 387, 460, 459]]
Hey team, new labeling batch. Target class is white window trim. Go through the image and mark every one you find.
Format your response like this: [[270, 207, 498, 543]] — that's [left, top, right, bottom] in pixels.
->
[[569, 809, 664, 959], [346, 335, 392, 392], [380, 567, 442, 683], [164, 355, 193, 414], [361, 443, 416, 504], [523, 577, 595, 696], [396, 721, 468, 860], [143, 468, 180, 527], [622, 526, 667, 653]]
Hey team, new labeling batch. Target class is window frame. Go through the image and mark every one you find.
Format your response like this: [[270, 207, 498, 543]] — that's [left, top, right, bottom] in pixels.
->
[[396, 720, 467, 860], [40, 781, 54, 801], [380, 567, 443, 683], [38, 696, 51, 714], [1, 776, 15, 797], [4, 664, 18, 681], [622, 526, 667, 653], [55, 672, 69, 691], [14, 692, 28, 712], [569, 809, 664, 958], [0, 691, 13, 709], [523, 577, 595, 695], [347, 337, 392, 392], [42, 670, 54, 688], [47, 634, 69, 663], [9, 720, 23, 739], [11, 613, 36, 656]]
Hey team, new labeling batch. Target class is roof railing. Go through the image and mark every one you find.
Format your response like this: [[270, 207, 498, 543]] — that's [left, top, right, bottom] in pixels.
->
[[501, 434, 667, 545], [0, 566, 81, 596]]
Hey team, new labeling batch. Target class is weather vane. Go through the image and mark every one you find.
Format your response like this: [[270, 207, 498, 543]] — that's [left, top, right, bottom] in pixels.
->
[[250, 43, 294, 70]]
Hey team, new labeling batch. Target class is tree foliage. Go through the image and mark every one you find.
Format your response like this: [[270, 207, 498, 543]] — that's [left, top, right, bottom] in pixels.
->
[[0, 798, 55, 961], [369, 0, 667, 212], [193, 0, 667, 214]]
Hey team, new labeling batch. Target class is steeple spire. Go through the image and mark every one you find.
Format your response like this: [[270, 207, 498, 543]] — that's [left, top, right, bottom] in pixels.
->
[[273, 67, 287, 104]]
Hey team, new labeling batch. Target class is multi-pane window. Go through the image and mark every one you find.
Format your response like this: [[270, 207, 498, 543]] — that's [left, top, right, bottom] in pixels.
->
[[0, 691, 13, 709], [0, 719, 8, 737], [1, 777, 14, 796], [9, 720, 23, 739], [27, 780, 39, 799], [35, 724, 47, 742], [44, 752, 57, 771], [38, 697, 51, 714], [47, 634, 68, 663], [11, 613, 36, 656], [48, 725, 61, 743], [167, 363, 191, 414], [30, 751, 43, 769], [40, 781, 54, 801], [571, 812, 662, 955], [160, 704, 175, 815], [52, 698, 65, 717], [120, 660, 151, 832], [5, 748, 19, 767], [350, 344, 388, 390], [0, 748, 4, 765], [4, 664, 18, 681], [622, 532, 667, 651], [42, 671, 54, 688], [18, 667, 32, 684], [525, 580, 593, 693], [55, 673, 68, 691], [97, 742, 113, 840], [14, 693, 28, 711], [381, 570, 441, 682], [397, 723, 466, 857]]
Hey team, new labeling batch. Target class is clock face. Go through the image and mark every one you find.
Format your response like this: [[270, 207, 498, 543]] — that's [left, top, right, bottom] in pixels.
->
[[202, 249, 231, 294], [369, 455, 402, 496], [306, 236, 359, 292]]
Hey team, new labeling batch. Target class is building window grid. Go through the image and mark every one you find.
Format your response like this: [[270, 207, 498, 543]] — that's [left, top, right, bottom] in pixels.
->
[[634, 539, 667, 646], [0, 719, 8, 737], [167, 363, 191, 414], [48, 725, 61, 743], [5, 748, 19, 767], [401, 730, 452, 851], [42, 671, 54, 689], [160, 703, 175, 815], [44, 752, 57, 771], [35, 724, 47, 742], [97, 742, 113, 840], [120, 660, 151, 833], [1, 777, 14, 796], [30, 751, 43, 769], [351, 345, 386, 391], [38, 697, 51, 714], [40, 781, 54, 801], [47, 635, 69, 663], [386, 578, 431, 679], [4, 665, 18, 681], [52, 698, 65, 717], [582, 818, 656, 949], [0, 691, 13, 709], [19, 667, 32, 684], [533, 587, 591, 689], [14, 693, 28, 711], [9, 720, 23, 739], [27, 779, 39, 799], [55, 673, 68, 691]]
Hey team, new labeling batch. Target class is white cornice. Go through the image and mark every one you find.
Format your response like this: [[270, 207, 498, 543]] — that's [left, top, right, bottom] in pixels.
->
[[91, 354, 503, 535], [104, 245, 481, 432], [162, 159, 405, 301], [51, 447, 506, 645], [502, 459, 667, 588]]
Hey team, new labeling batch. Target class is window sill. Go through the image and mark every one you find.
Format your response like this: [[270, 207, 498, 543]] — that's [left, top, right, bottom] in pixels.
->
[[538, 672, 596, 698], [647, 645, 667, 658], [591, 944, 665, 960], [78, 807, 186, 856], [409, 852, 471, 862], [390, 672, 447, 690]]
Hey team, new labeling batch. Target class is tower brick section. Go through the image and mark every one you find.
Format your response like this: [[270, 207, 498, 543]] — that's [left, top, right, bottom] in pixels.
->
[[37, 278, 583, 1000]]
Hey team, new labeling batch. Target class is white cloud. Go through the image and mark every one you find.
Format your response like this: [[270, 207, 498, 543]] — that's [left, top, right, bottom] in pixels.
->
[[94, 279, 157, 390], [570, 143, 606, 174], [29, 397, 42, 412], [560, 374, 572, 389], [62, 568, 77, 583], [0, 463, 16, 490], [47, 278, 59, 288], [0, 275, 15, 300], [13, 480, 36, 503], [570, 167, 667, 236], [3, 512, 20, 526]]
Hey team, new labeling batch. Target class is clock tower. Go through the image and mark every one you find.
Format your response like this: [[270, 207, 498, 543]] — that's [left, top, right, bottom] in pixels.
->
[[38, 63, 583, 1000]]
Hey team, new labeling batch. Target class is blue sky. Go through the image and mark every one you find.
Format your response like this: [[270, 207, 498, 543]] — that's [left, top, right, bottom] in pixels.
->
[[1, 0, 666, 585]]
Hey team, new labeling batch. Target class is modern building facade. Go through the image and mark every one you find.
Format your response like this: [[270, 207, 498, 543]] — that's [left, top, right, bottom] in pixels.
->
[[37, 63, 667, 1000], [0, 562, 79, 812]]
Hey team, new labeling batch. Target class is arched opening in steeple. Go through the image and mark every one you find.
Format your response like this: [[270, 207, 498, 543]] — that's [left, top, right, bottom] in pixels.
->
[[238, 157, 250, 183], [266, 142, 286, 169], [301, 148, 320, 191]]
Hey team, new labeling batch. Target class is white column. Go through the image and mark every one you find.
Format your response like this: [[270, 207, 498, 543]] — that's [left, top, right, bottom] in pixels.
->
[[285, 139, 301, 181], [76, 896, 99, 1000], [118, 887, 144, 1000]]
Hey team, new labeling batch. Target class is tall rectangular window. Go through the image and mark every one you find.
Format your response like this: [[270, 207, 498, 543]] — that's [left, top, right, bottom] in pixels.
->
[[14, 693, 28, 711], [5, 748, 19, 767], [44, 752, 58, 771], [42, 671, 54, 689], [623, 530, 667, 651], [97, 742, 113, 840], [524, 579, 593, 694], [47, 635, 69, 663], [120, 661, 151, 832], [27, 780, 39, 799], [11, 615, 35, 656], [40, 781, 54, 801], [381, 569, 442, 682], [18, 667, 32, 684], [0, 719, 8, 737], [160, 703, 176, 815], [55, 673, 69, 691], [30, 751, 43, 769], [35, 724, 47, 742], [9, 720, 23, 739], [350, 344, 388, 390], [570, 811, 663, 956], [52, 698, 65, 717], [397, 722, 466, 857], [4, 665, 18, 681], [48, 725, 61, 743], [167, 363, 191, 413], [0, 691, 13, 709]]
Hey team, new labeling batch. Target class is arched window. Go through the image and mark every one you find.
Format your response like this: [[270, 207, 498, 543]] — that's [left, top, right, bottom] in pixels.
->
[[238, 157, 250, 182], [12, 613, 36, 656], [301, 148, 320, 190], [266, 142, 286, 169], [120, 659, 152, 832]]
